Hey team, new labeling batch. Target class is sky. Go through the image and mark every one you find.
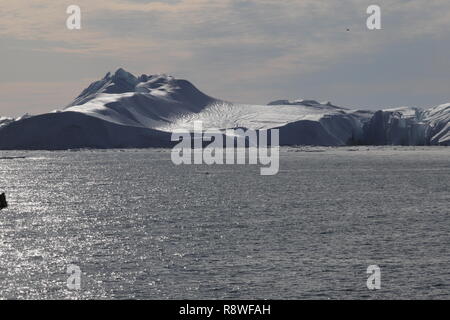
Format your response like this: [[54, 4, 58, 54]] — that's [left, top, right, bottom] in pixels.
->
[[1, 0, 450, 117]]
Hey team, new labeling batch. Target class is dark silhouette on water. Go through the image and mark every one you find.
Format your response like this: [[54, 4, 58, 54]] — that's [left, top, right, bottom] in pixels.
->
[[0, 193, 7, 210]]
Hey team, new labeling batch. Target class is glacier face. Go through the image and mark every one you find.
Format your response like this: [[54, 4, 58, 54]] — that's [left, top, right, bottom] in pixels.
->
[[0, 68, 448, 149], [361, 105, 450, 146]]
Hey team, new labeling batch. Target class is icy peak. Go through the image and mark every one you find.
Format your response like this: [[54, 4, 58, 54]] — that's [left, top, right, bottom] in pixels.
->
[[67, 69, 205, 107], [114, 67, 128, 76], [112, 68, 138, 84]]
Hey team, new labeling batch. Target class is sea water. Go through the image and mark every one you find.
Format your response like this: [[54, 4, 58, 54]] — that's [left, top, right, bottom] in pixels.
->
[[0, 146, 448, 299]]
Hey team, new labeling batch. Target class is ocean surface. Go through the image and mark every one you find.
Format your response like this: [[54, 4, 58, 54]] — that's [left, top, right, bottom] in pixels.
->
[[0, 146, 449, 299]]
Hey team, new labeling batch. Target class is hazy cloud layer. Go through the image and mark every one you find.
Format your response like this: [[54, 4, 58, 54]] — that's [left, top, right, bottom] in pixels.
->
[[1, 0, 450, 116]]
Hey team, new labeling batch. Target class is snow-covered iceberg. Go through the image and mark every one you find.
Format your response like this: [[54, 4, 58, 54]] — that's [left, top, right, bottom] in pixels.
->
[[0, 117, 14, 129], [0, 68, 448, 149]]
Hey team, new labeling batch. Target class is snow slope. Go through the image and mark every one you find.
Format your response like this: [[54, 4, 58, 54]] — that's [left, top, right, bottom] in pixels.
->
[[63, 68, 216, 128], [0, 68, 448, 149], [0, 117, 14, 129], [422, 103, 450, 145]]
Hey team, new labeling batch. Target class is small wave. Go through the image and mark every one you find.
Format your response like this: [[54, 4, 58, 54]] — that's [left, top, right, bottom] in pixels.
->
[[0, 156, 26, 160]]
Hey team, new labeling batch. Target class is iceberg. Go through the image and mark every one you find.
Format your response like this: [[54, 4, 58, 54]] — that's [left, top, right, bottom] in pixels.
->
[[0, 68, 448, 149]]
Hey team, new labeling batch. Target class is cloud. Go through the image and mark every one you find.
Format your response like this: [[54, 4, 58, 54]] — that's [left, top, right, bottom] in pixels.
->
[[2, 1, 449, 56], [1, 0, 450, 115]]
